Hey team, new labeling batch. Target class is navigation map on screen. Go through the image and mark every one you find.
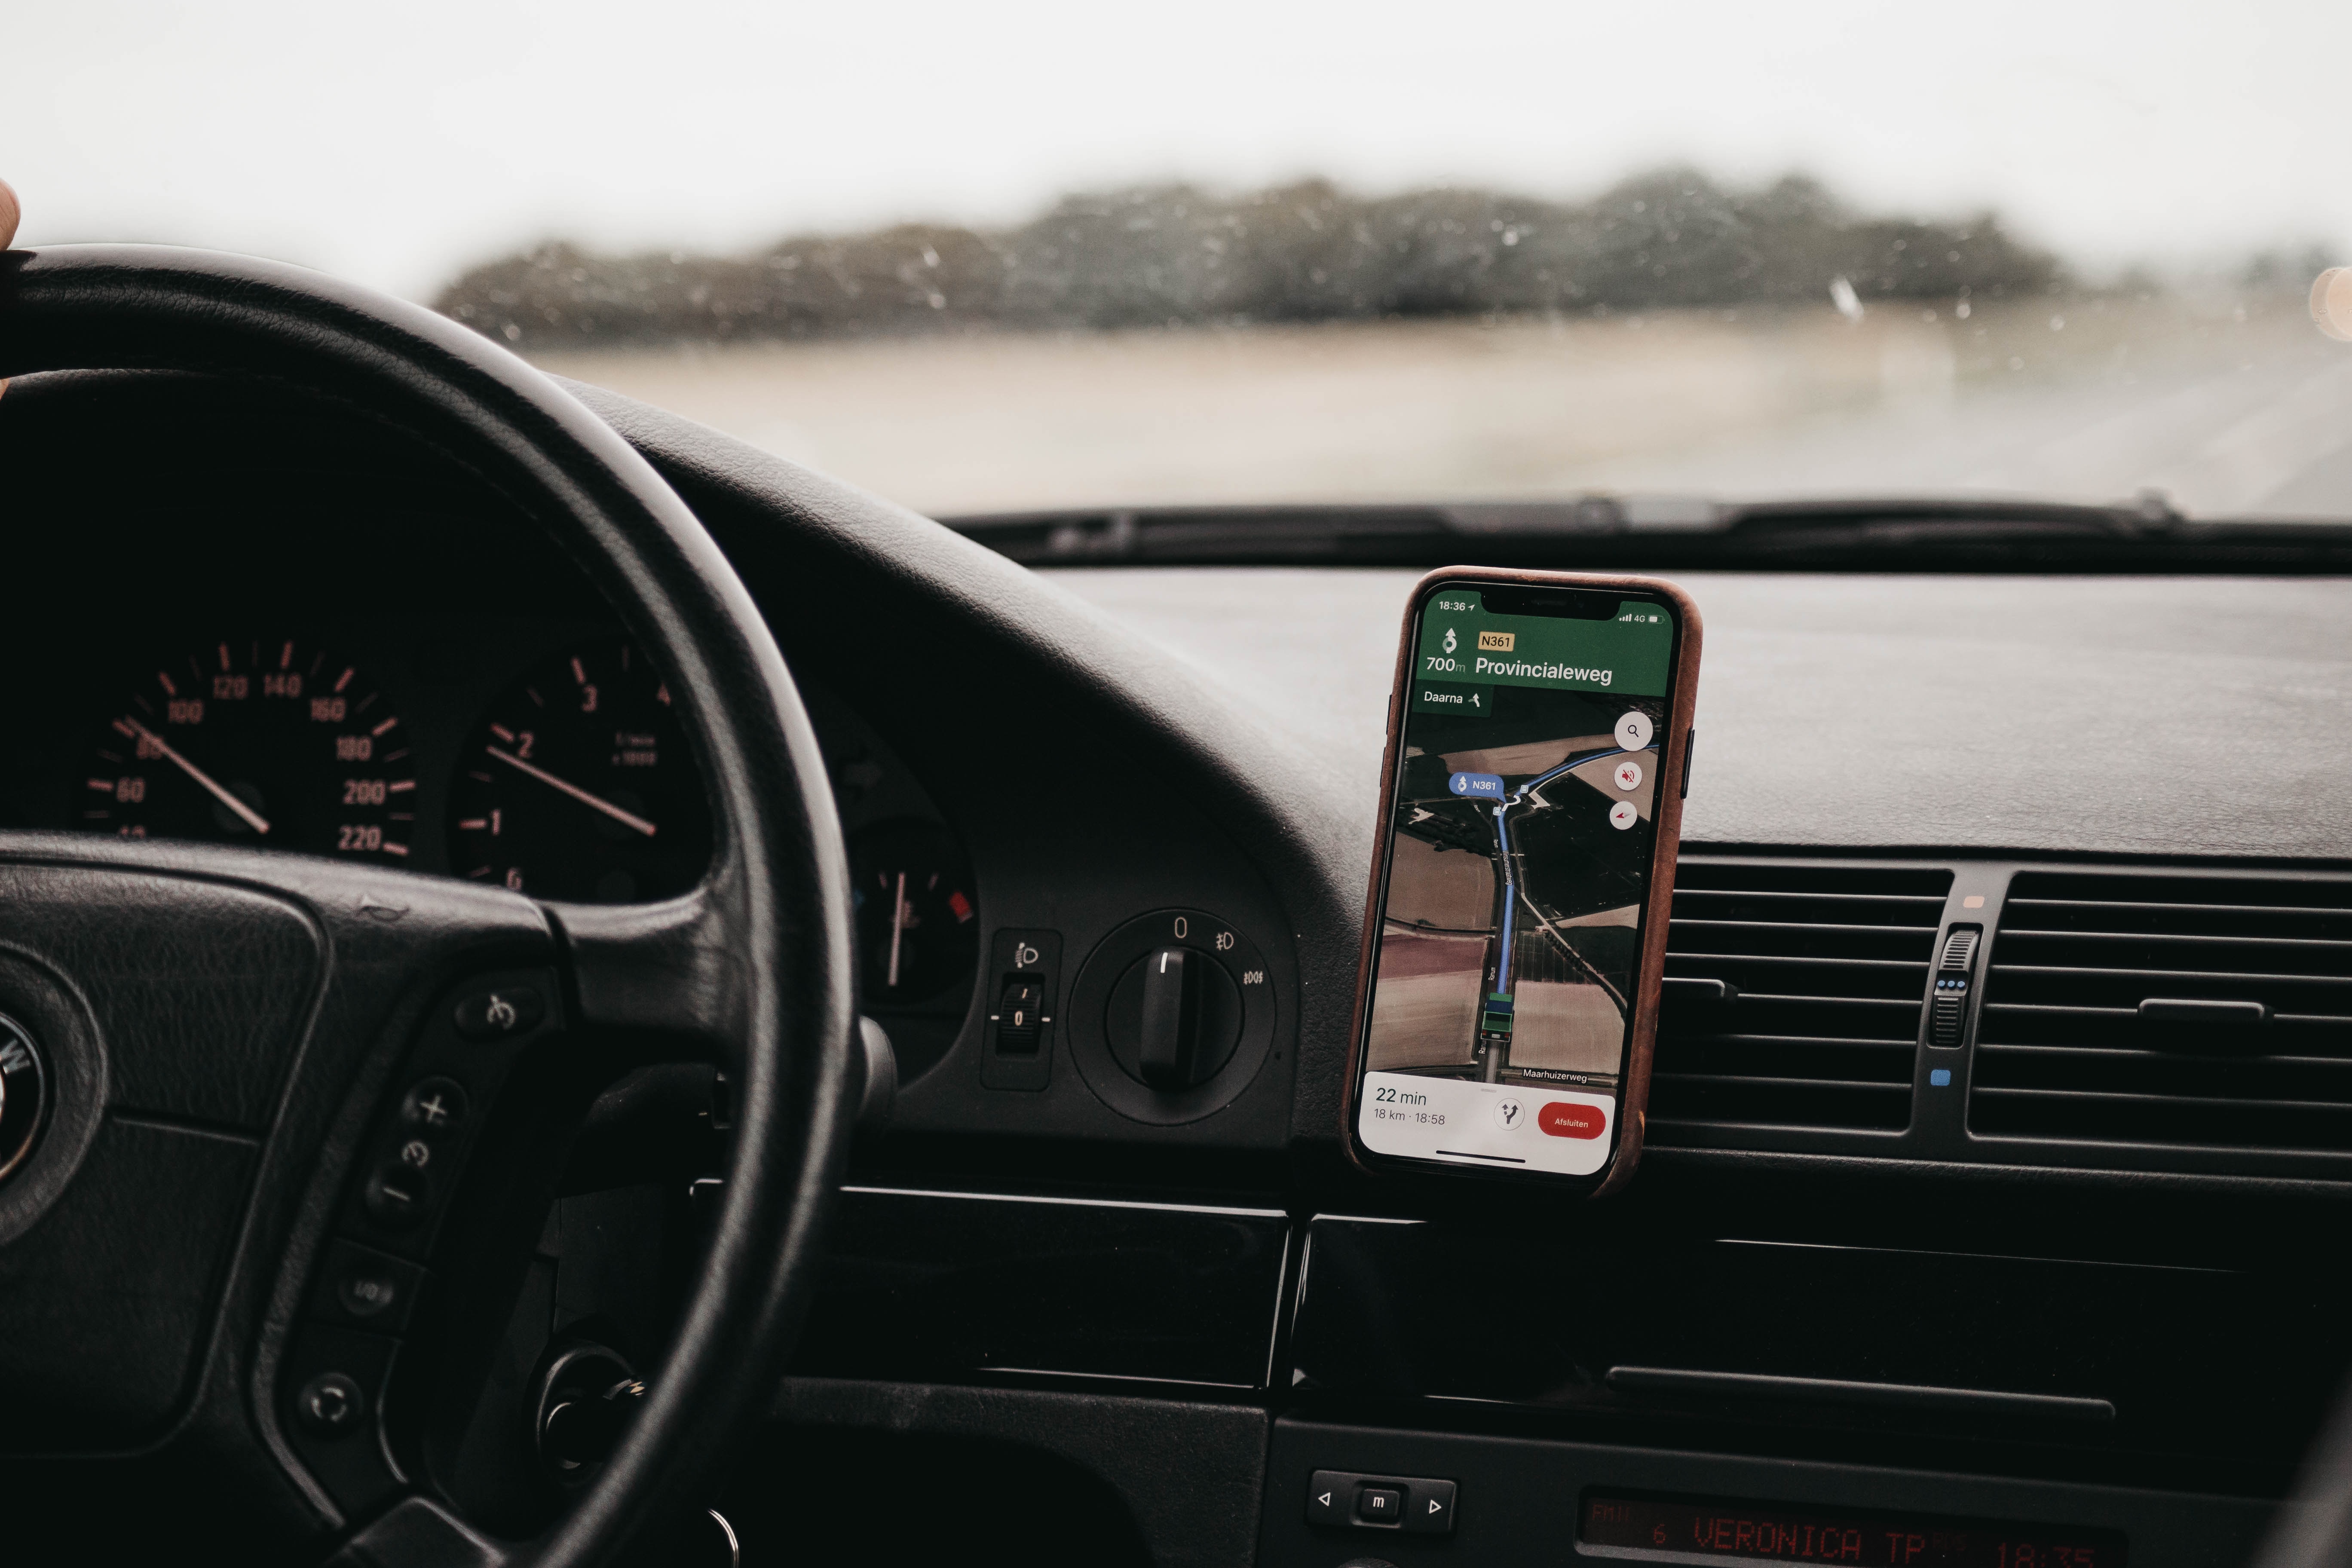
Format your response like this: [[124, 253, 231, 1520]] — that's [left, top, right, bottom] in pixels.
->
[[1357, 586, 1676, 1177]]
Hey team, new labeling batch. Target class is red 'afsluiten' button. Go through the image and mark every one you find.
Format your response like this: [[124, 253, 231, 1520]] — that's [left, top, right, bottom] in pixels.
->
[[1538, 1101, 1606, 1139]]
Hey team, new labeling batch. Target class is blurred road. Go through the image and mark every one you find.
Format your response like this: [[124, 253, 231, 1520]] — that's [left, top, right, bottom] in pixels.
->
[[536, 291, 2352, 518]]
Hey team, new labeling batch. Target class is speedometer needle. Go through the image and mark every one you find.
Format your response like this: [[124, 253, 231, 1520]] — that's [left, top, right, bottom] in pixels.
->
[[120, 716, 271, 836], [486, 746, 658, 837]]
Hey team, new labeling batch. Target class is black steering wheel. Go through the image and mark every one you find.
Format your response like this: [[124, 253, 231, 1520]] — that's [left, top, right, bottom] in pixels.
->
[[0, 247, 858, 1565]]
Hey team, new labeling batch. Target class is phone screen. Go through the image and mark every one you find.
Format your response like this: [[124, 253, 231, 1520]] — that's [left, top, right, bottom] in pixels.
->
[[1355, 582, 1682, 1179]]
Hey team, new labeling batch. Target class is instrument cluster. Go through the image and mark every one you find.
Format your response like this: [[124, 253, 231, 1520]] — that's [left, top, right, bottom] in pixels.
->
[[74, 630, 709, 902], [43, 621, 983, 1032]]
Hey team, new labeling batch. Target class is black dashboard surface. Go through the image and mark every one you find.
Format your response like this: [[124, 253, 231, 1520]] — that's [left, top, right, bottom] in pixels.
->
[[1045, 567, 2352, 863]]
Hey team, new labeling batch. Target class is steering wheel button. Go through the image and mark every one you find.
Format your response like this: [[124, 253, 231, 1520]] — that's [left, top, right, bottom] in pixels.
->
[[454, 984, 546, 1040], [400, 1075, 469, 1131], [296, 1372, 367, 1437], [314, 1239, 425, 1330], [337, 1267, 401, 1320], [364, 1163, 432, 1228]]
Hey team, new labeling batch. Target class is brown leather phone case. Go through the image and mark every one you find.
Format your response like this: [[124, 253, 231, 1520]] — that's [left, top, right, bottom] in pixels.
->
[[1340, 568, 1704, 1197]]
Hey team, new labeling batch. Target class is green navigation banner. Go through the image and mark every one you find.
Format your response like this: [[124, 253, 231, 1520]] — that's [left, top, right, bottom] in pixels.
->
[[1413, 587, 1673, 696]]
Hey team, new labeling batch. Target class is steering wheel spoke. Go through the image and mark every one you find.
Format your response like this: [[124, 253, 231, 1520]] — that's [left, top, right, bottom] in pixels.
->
[[552, 887, 743, 1057], [326, 1495, 507, 1568]]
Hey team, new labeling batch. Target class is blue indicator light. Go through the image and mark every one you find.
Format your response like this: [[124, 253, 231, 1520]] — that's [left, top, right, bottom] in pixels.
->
[[1449, 772, 1505, 799], [1929, 1069, 1952, 1087]]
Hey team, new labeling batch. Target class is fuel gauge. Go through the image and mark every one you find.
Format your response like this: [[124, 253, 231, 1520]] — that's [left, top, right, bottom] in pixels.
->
[[848, 819, 979, 1006]]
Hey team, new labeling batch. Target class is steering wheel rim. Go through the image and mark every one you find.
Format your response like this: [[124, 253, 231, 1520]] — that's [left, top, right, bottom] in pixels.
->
[[0, 245, 859, 1565]]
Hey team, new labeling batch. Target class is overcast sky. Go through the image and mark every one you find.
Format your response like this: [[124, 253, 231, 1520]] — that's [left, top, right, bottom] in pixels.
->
[[9, 0, 2346, 301]]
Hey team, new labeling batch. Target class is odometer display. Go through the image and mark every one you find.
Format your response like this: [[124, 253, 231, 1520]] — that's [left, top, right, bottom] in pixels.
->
[[80, 639, 414, 860]]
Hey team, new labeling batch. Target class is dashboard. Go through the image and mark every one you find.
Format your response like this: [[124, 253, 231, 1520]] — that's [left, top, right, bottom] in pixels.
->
[[7, 365, 2351, 1568]]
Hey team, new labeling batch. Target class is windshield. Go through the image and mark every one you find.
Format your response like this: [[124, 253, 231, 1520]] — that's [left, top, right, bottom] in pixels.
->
[[14, 1, 2352, 519]]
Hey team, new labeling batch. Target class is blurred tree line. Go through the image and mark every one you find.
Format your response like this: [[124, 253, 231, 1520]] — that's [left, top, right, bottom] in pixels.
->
[[435, 168, 2062, 348]]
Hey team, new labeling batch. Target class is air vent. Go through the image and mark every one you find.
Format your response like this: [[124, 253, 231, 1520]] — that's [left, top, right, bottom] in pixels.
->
[[1972, 870, 2352, 1155], [1650, 860, 1951, 1136]]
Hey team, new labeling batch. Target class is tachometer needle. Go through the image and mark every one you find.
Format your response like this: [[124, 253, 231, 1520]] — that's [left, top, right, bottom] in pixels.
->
[[486, 745, 657, 837], [119, 716, 271, 836]]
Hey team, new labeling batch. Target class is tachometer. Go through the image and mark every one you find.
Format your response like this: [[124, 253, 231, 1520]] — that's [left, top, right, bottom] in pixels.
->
[[447, 638, 711, 901], [79, 639, 415, 859]]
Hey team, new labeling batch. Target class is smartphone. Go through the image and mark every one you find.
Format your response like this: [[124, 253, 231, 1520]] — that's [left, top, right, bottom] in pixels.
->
[[1344, 570, 1702, 1196]]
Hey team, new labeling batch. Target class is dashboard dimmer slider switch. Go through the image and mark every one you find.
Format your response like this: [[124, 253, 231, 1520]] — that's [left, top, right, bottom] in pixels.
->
[[997, 979, 1045, 1054], [981, 929, 1060, 1091]]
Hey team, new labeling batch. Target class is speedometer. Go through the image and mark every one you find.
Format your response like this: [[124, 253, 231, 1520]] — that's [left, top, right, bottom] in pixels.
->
[[79, 638, 415, 860]]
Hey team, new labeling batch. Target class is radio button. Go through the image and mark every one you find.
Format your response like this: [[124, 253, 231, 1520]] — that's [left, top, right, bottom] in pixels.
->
[[1308, 1468, 1458, 1536], [1403, 1478, 1459, 1535]]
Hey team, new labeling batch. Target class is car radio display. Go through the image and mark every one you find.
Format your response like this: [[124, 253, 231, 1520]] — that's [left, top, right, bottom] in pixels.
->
[[1579, 1494, 2125, 1568]]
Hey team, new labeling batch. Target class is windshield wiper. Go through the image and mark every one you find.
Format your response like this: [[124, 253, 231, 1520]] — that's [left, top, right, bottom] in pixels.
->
[[941, 495, 2352, 573]]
